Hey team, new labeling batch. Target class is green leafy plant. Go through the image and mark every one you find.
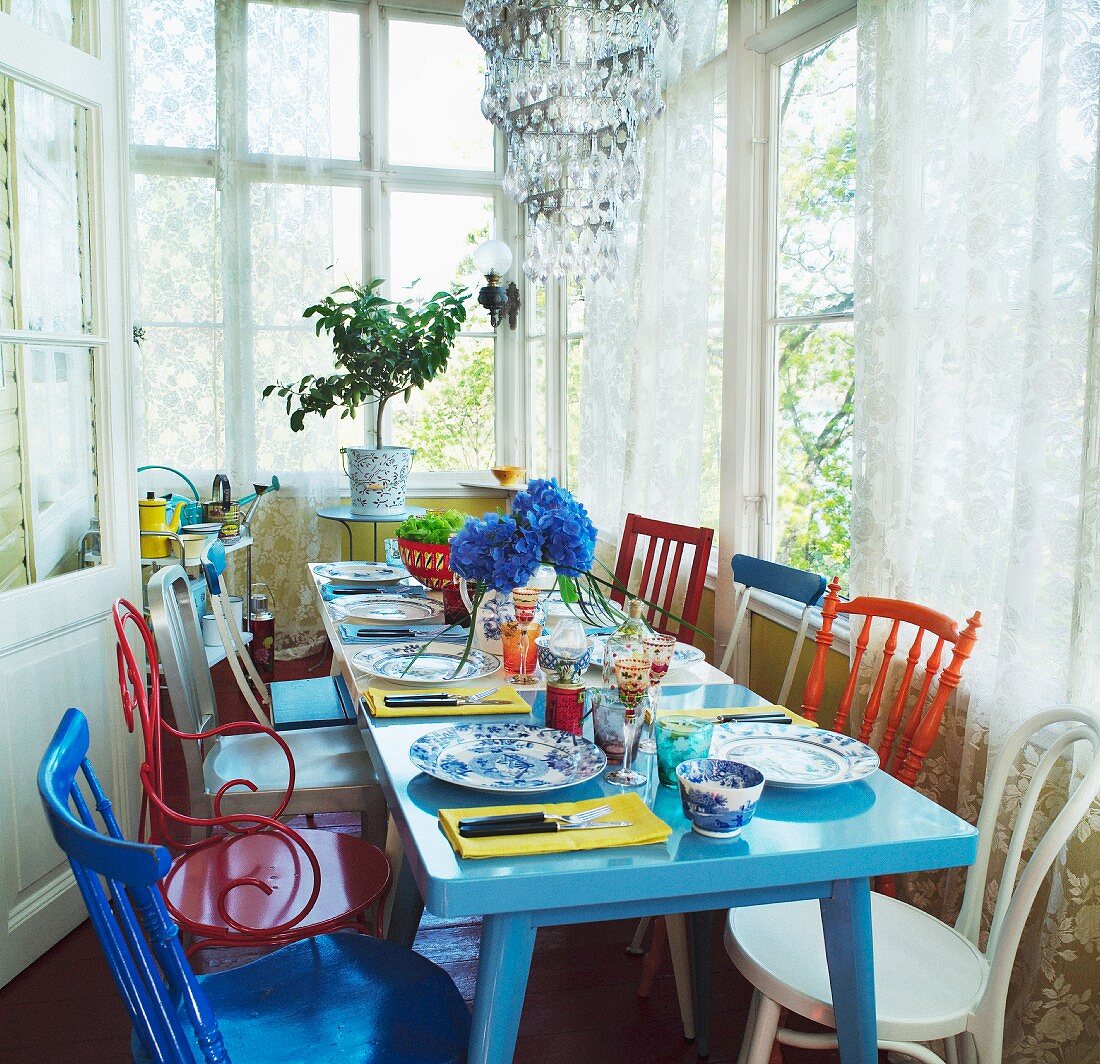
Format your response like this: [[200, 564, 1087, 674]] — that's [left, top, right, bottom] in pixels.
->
[[262, 279, 468, 445], [395, 510, 466, 545]]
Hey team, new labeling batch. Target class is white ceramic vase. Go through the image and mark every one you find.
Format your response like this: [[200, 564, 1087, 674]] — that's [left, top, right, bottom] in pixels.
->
[[458, 563, 557, 655]]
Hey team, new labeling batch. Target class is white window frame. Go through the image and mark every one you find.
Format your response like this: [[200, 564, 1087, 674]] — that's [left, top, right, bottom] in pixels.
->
[[130, 0, 526, 496], [714, 0, 856, 664]]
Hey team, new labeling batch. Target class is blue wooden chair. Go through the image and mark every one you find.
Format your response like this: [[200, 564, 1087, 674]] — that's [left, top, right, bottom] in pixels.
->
[[37, 708, 471, 1064], [718, 554, 827, 706]]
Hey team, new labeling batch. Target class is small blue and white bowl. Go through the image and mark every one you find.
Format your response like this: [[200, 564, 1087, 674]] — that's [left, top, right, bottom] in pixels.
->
[[676, 758, 765, 839], [534, 634, 594, 681]]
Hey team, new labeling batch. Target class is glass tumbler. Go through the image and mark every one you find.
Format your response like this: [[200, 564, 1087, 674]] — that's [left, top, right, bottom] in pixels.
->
[[654, 715, 715, 786]]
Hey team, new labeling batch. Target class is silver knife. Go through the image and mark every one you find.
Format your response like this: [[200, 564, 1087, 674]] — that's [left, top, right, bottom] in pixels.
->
[[459, 820, 632, 838]]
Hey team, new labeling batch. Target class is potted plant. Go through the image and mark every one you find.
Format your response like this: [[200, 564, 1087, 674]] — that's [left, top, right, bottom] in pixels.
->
[[263, 279, 468, 516], [395, 510, 468, 622]]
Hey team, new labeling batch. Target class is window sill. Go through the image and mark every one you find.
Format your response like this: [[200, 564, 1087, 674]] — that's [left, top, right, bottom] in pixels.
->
[[405, 472, 511, 499]]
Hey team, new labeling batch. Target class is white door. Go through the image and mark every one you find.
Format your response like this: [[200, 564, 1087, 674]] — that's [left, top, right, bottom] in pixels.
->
[[0, 0, 138, 986]]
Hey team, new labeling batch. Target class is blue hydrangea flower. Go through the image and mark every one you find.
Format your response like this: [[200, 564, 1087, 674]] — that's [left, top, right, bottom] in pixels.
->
[[449, 512, 545, 592], [513, 478, 598, 576]]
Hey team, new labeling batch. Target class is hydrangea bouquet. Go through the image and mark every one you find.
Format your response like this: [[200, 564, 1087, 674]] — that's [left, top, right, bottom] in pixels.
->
[[447, 479, 680, 654], [404, 479, 701, 676]]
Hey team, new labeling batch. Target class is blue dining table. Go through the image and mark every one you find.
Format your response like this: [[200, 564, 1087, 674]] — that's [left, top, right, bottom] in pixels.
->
[[355, 680, 979, 1064]]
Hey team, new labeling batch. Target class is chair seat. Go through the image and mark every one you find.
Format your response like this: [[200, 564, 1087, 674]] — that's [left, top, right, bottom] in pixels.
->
[[725, 895, 989, 1042], [163, 828, 389, 942], [271, 676, 356, 731], [206, 725, 378, 802], [132, 933, 471, 1064]]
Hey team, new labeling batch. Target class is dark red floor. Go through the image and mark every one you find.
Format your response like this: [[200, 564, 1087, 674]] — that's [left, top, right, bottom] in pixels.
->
[[0, 652, 860, 1063]]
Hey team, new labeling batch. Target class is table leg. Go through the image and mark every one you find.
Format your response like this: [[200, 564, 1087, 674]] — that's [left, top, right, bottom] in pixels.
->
[[819, 878, 877, 1063], [468, 912, 537, 1064], [690, 909, 715, 1056], [339, 520, 354, 561], [383, 852, 424, 949]]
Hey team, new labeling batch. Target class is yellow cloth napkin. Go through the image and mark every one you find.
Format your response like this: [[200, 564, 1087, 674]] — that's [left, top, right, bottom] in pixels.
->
[[362, 685, 532, 718], [439, 793, 671, 860], [654, 704, 817, 729]]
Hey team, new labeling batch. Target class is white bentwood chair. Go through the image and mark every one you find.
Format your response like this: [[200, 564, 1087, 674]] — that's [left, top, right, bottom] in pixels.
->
[[725, 705, 1100, 1064], [147, 565, 388, 848]]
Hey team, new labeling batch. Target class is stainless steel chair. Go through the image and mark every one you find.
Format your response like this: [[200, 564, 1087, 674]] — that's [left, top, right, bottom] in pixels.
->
[[147, 565, 387, 848]]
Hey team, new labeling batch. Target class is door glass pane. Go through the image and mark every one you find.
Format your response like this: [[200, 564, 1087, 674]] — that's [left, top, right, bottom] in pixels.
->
[[247, 3, 361, 160], [129, 0, 216, 149], [391, 337, 496, 470], [775, 30, 855, 317], [7, 0, 86, 50], [388, 18, 495, 171], [773, 322, 853, 585], [0, 344, 100, 586], [2, 79, 91, 335]]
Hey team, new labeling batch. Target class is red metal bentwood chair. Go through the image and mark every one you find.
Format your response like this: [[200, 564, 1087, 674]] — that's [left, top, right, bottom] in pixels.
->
[[610, 513, 714, 644], [113, 599, 391, 955]]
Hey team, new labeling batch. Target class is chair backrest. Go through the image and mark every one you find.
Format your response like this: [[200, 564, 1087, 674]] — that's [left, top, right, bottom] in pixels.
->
[[201, 540, 272, 725], [37, 708, 226, 1063], [719, 555, 827, 705], [800, 578, 982, 786], [147, 566, 219, 815], [959, 706, 1100, 1060], [610, 513, 714, 645]]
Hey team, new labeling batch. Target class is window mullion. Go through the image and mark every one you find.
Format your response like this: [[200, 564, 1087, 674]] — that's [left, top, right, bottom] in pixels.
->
[[216, 0, 254, 475]]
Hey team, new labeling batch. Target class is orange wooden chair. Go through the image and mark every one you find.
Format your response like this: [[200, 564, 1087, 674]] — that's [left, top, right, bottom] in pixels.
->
[[801, 578, 982, 787], [610, 513, 714, 645]]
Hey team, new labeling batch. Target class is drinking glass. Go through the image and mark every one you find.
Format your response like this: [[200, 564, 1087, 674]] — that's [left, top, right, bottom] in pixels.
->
[[505, 586, 541, 686], [642, 632, 677, 726], [606, 655, 652, 787], [383, 537, 403, 568], [654, 715, 714, 786]]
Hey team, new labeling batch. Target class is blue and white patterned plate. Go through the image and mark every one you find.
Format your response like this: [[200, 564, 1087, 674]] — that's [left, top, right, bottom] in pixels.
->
[[711, 724, 879, 789], [332, 595, 442, 624], [313, 562, 406, 585], [589, 636, 706, 667], [351, 643, 501, 686], [409, 723, 607, 793]]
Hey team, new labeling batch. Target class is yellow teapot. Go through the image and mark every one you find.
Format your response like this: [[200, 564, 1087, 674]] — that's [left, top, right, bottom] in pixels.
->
[[138, 492, 187, 558]]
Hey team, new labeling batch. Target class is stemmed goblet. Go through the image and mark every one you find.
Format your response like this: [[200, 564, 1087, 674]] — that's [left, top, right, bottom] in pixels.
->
[[642, 632, 677, 730], [508, 586, 541, 686], [605, 655, 652, 788]]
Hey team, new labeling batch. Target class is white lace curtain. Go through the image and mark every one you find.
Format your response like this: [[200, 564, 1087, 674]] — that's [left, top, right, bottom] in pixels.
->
[[130, 0, 349, 655], [853, 2, 1100, 1059], [579, 0, 723, 540]]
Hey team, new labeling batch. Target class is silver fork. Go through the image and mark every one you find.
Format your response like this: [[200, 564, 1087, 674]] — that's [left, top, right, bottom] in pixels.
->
[[543, 804, 613, 826]]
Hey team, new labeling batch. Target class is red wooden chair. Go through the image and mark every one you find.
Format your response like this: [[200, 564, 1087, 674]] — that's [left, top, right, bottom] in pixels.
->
[[112, 599, 391, 956], [801, 579, 982, 787], [610, 513, 714, 645]]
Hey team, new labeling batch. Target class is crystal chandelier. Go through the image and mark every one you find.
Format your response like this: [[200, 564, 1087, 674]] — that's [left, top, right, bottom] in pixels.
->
[[465, 1, 679, 283]]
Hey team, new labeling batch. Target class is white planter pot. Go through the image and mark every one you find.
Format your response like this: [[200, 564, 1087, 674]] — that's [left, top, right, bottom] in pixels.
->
[[342, 446, 415, 517]]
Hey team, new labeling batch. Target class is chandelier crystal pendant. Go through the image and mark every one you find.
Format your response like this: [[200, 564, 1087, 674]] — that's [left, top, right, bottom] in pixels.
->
[[465, 0, 680, 283]]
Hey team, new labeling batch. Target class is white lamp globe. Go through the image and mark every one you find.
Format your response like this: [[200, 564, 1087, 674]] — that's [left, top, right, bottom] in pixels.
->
[[473, 239, 513, 278]]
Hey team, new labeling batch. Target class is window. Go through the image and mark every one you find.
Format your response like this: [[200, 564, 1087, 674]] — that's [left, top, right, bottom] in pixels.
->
[[129, 2, 506, 481], [0, 76, 102, 586], [769, 28, 855, 584], [525, 276, 584, 490]]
